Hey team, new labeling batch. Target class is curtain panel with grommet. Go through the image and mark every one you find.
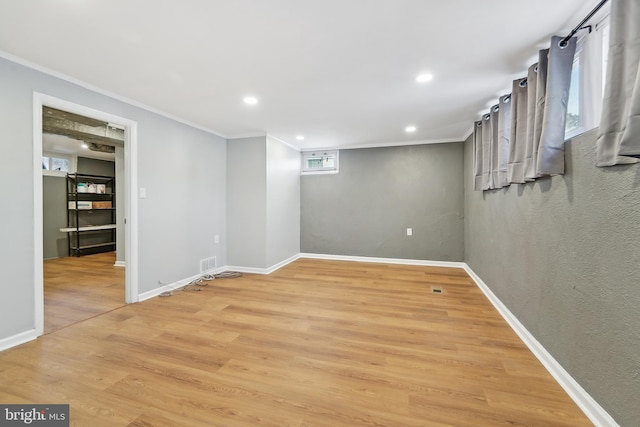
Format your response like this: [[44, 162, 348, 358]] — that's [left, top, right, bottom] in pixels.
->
[[509, 78, 529, 184], [596, 0, 640, 166], [473, 98, 512, 191], [537, 36, 577, 176], [497, 94, 512, 188], [473, 36, 576, 191], [473, 121, 483, 191], [481, 111, 494, 190]]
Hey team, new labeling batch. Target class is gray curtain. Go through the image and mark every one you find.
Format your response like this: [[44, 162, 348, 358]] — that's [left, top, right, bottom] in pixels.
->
[[473, 122, 483, 191], [490, 105, 501, 187], [474, 100, 512, 191], [497, 95, 512, 188], [508, 78, 528, 184], [524, 49, 550, 180], [537, 36, 576, 176], [476, 35, 576, 191], [596, 0, 640, 166], [524, 62, 539, 180], [481, 113, 493, 190]]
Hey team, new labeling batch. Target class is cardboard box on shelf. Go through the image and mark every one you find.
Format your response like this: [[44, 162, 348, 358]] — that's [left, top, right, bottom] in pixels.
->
[[92, 201, 112, 209]]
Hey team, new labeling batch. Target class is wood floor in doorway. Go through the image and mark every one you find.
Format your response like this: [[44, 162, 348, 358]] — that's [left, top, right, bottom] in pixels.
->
[[3, 259, 592, 426], [44, 251, 125, 334]]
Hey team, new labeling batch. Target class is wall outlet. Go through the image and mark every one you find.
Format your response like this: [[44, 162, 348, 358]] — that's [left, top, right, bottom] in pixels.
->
[[214, 235, 220, 244], [406, 228, 413, 236]]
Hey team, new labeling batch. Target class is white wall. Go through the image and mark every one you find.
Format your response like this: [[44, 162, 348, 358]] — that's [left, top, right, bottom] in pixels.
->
[[266, 137, 300, 266], [137, 120, 227, 287], [227, 136, 300, 270], [115, 146, 125, 264], [0, 55, 227, 342], [226, 137, 267, 268]]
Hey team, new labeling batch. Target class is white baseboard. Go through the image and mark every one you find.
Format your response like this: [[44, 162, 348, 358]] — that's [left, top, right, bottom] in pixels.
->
[[299, 252, 465, 269], [221, 265, 269, 275], [224, 253, 301, 275], [266, 253, 301, 273], [137, 266, 226, 302], [0, 329, 38, 352], [114, 261, 126, 268], [462, 264, 618, 427]]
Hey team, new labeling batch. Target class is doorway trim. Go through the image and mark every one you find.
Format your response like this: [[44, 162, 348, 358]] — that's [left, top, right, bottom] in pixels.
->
[[33, 93, 139, 336]]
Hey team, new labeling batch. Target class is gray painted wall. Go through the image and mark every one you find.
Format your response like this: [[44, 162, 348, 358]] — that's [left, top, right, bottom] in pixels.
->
[[301, 143, 465, 261], [227, 137, 268, 268], [42, 176, 67, 259], [463, 128, 640, 426], [266, 137, 300, 267], [0, 56, 227, 341], [76, 156, 115, 176]]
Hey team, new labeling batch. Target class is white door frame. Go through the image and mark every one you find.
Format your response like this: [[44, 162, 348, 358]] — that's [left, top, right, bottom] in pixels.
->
[[33, 93, 139, 336]]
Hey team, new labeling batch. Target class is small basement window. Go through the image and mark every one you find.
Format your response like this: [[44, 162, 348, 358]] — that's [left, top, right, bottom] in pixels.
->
[[301, 150, 339, 175], [42, 153, 74, 177], [42, 155, 70, 172]]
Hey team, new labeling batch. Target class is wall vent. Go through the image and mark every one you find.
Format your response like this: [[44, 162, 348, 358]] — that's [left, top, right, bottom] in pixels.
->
[[200, 256, 217, 273]]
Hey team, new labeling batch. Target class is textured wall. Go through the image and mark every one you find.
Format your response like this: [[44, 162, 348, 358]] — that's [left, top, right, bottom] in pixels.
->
[[463, 128, 640, 426], [302, 143, 465, 261]]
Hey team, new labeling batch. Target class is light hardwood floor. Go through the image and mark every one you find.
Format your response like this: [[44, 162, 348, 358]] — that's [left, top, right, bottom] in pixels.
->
[[44, 252, 125, 334], [2, 259, 591, 426]]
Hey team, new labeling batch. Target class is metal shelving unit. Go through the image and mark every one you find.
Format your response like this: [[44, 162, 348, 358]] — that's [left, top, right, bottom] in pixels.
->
[[64, 173, 116, 257]]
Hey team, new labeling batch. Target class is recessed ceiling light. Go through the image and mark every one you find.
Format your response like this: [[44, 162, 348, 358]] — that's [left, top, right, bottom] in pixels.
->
[[81, 143, 89, 149], [243, 96, 258, 105], [405, 126, 417, 133], [296, 135, 305, 141], [415, 73, 433, 83]]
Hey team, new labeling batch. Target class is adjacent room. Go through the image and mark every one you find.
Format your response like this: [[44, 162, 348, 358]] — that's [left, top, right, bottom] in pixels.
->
[[0, 0, 638, 426], [42, 107, 126, 333]]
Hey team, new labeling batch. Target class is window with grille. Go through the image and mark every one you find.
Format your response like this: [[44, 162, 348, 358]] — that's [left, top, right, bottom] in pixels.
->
[[301, 150, 339, 174]]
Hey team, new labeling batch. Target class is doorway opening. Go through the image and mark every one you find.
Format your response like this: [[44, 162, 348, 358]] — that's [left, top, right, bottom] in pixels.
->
[[33, 93, 139, 337]]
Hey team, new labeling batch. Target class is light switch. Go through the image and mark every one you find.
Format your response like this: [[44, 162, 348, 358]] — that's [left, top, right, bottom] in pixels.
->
[[406, 228, 413, 236]]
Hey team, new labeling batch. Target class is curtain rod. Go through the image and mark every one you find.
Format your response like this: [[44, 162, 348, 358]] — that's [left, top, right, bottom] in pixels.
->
[[560, 0, 609, 47]]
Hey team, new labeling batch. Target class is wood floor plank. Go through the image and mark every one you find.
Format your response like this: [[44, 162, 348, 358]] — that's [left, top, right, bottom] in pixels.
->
[[1, 258, 593, 426], [44, 252, 125, 334]]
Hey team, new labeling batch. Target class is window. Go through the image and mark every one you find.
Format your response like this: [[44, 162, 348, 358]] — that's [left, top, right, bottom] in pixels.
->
[[42, 156, 70, 172], [566, 49, 582, 135], [564, 11, 610, 139], [301, 150, 339, 174], [42, 153, 74, 176]]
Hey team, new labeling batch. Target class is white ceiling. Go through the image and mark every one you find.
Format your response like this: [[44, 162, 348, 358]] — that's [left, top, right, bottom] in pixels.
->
[[43, 134, 116, 161], [0, 0, 598, 150]]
